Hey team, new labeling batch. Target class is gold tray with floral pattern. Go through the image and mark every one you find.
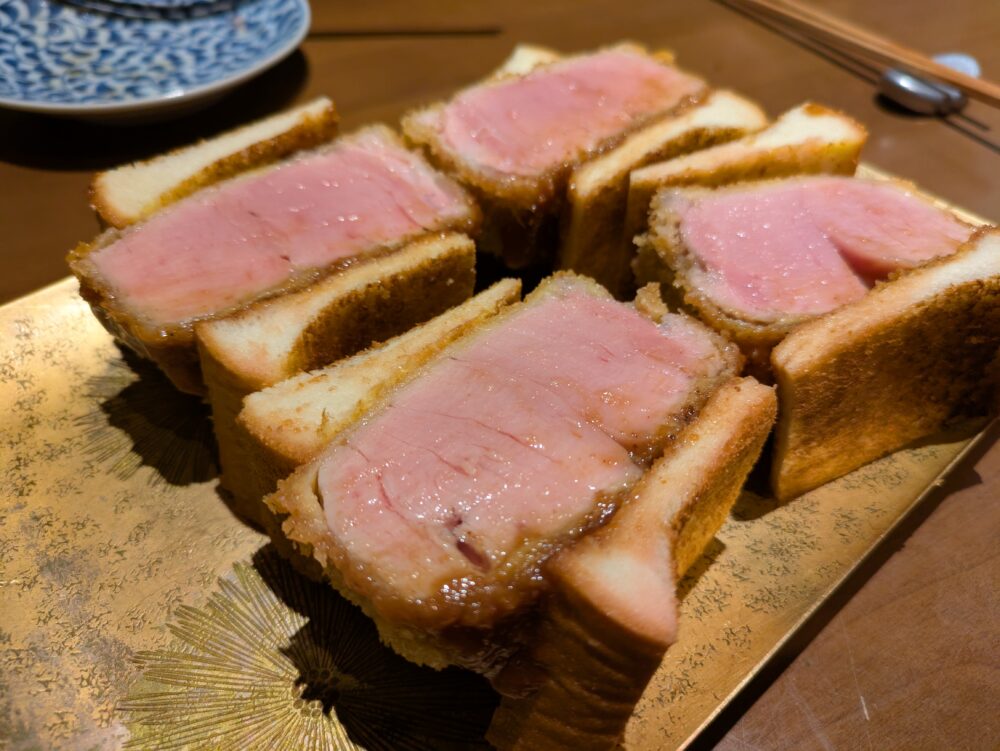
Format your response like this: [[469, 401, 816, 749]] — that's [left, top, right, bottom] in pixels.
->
[[0, 166, 993, 750]]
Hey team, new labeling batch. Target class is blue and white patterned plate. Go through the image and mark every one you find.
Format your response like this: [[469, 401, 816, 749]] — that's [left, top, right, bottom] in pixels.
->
[[0, 0, 310, 120]]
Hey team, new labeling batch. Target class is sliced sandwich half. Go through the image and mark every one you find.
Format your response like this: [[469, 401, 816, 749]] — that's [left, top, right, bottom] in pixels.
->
[[259, 274, 775, 749], [638, 171, 996, 499], [70, 124, 479, 393], [636, 174, 974, 375], [403, 43, 708, 269], [264, 273, 762, 673]]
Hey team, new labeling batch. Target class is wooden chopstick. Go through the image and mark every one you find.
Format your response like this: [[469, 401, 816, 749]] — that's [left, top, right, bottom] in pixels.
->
[[730, 0, 1000, 108]]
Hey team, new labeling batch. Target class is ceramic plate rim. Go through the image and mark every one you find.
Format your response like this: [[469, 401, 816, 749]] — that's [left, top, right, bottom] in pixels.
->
[[0, 0, 311, 116]]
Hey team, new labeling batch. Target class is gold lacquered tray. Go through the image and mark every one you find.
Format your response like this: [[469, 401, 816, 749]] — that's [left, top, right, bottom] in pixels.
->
[[0, 170, 993, 749], [1, 279, 990, 751]]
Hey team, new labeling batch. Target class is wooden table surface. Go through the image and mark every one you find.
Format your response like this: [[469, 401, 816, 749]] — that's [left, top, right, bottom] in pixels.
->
[[1, 1, 997, 749]]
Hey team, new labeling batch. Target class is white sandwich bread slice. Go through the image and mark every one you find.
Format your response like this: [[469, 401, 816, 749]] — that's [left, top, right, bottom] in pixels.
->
[[559, 89, 768, 298], [91, 97, 339, 228], [771, 226, 1000, 500], [487, 377, 777, 751], [625, 102, 868, 258], [196, 232, 477, 520]]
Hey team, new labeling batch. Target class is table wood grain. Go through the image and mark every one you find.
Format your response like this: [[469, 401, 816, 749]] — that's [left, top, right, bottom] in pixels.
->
[[1, 1, 997, 749]]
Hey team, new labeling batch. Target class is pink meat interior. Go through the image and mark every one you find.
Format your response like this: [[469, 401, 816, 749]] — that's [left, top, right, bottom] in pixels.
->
[[675, 177, 972, 322], [87, 129, 471, 329], [438, 49, 704, 178], [315, 278, 730, 628]]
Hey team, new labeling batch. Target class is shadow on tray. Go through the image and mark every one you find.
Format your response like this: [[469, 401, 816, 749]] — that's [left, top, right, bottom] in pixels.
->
[[677, 537, 726, 603], [730, 415, 989, 522], [77, 346, 218, 487], [253, 545, 499, 750]]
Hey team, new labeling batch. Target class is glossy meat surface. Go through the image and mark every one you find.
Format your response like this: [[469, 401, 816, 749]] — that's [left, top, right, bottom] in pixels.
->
[[315, 278, 732, 629], [673, 177, 971, 322], [438, 49, 704, 177], [88, 128, 472, 328]]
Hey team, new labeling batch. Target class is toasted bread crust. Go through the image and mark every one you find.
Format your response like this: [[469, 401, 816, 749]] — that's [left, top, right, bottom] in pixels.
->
[[559, 90, 768, 298], [487, 378, 777, 750], [196, 232, 478, 391], [91, 98, 339, 228], [663, 379, 778, 577], [771, 227, 1000, 500], [67, 227, 208, 391], [198, 234, 477, 523], [402, 43, 708, 269]]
